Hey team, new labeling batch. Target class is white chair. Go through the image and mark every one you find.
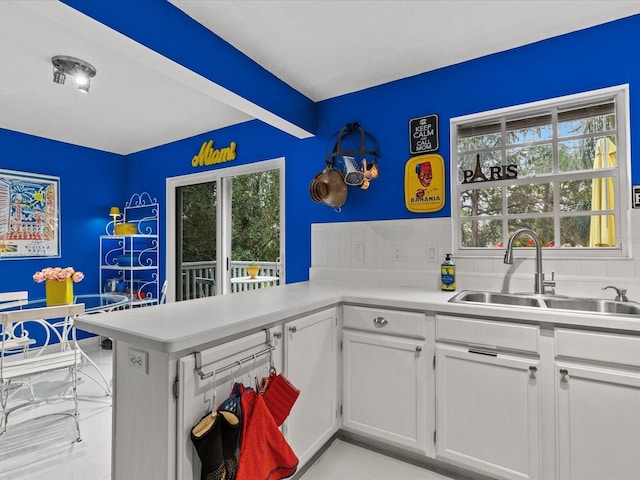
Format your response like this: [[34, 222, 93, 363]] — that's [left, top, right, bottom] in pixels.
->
[[0, 291, 28, 311], [0, 303, 85, 442], [160, 279, 168, 304], [0, 292, 31, 354], [195, 276, 215, 298], [0, 291, 48, 401]]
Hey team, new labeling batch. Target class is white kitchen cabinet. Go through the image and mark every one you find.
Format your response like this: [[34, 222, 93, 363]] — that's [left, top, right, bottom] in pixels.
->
[[435, 315, 541, 480], [341, 305, 433, 455], [555, 362, 640, 480], [555, 328, 640, 480], [283, 308, 339, 469]]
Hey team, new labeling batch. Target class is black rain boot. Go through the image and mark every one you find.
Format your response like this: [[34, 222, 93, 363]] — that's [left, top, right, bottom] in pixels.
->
[[191, 412, 226, 480], [219, 410, 241, 480]]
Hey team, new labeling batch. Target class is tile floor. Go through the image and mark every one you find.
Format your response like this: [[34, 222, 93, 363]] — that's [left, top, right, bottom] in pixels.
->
[[299, 440, 455, 480], [0, 342, 455, 480]]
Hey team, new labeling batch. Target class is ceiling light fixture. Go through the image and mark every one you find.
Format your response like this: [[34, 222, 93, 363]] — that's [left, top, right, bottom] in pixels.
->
[[51, 55, 97, 93]]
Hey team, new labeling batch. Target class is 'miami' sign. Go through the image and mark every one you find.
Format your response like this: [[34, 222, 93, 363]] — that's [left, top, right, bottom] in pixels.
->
[[192, 140, 237, 168]]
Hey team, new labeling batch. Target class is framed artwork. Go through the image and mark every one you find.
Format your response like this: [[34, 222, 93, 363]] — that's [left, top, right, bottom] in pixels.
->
[[0, 169, 61, 260]]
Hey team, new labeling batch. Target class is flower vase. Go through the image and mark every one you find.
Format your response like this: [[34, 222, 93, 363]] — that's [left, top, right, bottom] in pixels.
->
[[247, 265, 260, 279], [46, 278, 74, 306]]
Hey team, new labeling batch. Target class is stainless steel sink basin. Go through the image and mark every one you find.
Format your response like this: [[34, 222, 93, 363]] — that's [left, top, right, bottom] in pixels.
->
[[542, 297, 640, 315], [449, 290, 640, 316], [449, 290, 543, 308]]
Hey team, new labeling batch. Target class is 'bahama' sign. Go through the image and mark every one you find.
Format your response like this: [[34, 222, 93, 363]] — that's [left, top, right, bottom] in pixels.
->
[[192, 140, 237, 168]]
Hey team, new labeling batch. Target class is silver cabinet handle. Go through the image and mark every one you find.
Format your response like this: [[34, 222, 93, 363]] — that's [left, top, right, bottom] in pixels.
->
[[289, 326, 297, 334], [415, 346, 422, 353], [529, 365, 537, 378], [373, 317, 388, 328], [273, 331, 282, 339], [559, 368, 569, 382]]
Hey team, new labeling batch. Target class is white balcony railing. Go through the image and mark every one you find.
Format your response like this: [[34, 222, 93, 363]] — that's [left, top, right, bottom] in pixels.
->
[[181, 260, 279, 300]]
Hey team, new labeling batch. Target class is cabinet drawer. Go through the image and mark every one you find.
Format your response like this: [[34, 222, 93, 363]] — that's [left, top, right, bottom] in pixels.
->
[[556, 328, 640, 367], [343, 305, 426, 338], [436, 314, 539, 354]]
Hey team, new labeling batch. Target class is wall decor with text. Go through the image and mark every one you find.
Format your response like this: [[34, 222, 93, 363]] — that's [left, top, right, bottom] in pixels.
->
[[409, 114, 439, 154], [404, 154, 445, 213], [192, 139, 237, 168], [0, 169, 60, 260]]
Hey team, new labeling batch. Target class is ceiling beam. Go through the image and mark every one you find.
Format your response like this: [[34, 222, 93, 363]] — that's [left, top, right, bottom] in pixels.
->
[[60, 0, 317, 139]]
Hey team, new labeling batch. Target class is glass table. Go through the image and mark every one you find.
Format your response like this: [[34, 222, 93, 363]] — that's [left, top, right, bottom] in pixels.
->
[[231, 275, 279, 293], [195, 276, 280, 296], [230, 275, 279, 285], [24, 293, 131, 313]]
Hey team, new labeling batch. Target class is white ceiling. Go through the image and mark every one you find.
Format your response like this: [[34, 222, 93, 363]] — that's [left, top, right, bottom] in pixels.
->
[[1, 1, 640, 155]]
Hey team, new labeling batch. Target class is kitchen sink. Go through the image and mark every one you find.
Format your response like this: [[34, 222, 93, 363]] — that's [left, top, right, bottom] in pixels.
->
[[448, 291, 544, 308], [449, 290, 640, 316], [542, 297, 640, 315]]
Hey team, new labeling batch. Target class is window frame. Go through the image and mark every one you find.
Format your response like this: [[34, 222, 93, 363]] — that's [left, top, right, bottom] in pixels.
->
[[450, 85, 631, 260]]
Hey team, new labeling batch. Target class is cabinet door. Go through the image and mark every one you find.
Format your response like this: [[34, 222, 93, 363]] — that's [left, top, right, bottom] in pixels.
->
[[436, 344, 541, 480], [556, 363, 640, 480], [342, 329, 429, 453], [284, 308, 338, 468]]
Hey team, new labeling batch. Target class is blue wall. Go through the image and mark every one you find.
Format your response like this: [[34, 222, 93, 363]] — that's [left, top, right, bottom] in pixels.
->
[[0, 129, 126, 301], [2, 13, 639, 297], [126, 14, 640, 284]]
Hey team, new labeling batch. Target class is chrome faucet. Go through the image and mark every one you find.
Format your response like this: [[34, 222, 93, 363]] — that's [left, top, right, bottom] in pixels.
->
[[603, 286, 628, 302], [504, 229, 555, 295]]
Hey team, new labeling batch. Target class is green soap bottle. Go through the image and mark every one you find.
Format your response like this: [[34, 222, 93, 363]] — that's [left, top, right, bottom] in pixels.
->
[[441, 253, 456, 291]]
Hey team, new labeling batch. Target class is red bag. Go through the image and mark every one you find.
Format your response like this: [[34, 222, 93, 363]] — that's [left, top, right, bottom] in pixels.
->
[[260, 373, 300, 427]]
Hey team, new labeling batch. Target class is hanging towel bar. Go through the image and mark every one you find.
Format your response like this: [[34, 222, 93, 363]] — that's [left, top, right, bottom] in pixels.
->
[[194, 329, 275, 380], [194, 345, 275, 380]]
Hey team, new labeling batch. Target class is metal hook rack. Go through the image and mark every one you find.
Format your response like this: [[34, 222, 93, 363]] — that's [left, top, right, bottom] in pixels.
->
[[325, 122, 380, 168], [324, 121, 380, 191], [194, 329, 276, 380]]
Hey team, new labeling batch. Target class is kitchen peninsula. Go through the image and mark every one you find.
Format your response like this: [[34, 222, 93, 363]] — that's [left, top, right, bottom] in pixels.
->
[[75, 281, 640, 480]]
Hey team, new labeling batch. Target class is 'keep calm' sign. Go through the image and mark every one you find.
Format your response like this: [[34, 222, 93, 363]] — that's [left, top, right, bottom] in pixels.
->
[[409, 114, 438, 154]]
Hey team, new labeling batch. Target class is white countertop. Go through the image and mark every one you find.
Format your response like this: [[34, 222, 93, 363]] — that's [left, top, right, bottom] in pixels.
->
[[74, 281, 640, 356]]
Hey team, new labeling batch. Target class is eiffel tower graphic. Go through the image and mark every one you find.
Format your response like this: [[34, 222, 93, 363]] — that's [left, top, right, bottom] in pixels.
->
[[468, 154, 488, 182]]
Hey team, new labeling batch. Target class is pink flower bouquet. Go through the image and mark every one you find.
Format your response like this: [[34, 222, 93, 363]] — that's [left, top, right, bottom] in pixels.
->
[[33, 267, 84, 283]]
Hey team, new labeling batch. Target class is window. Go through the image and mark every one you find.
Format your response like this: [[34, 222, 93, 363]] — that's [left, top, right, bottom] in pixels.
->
[[451, 85, 629, 258], [166, 158, 285, 302]]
